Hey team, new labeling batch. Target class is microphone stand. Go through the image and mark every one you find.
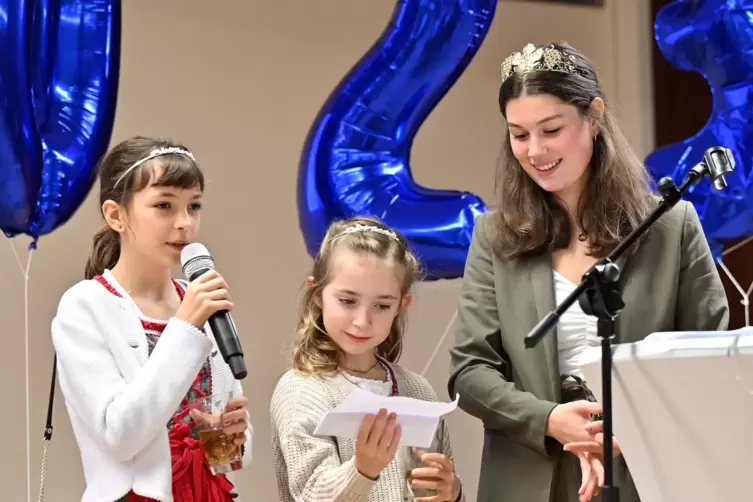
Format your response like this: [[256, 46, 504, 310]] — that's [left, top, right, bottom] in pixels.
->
[[523, 146, 735, 502]]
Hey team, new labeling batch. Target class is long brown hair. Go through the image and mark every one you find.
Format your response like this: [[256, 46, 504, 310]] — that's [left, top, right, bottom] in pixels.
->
[[292, 216, 422, 376], [84, 136, 205, 279], [494, 42, 655, 260]]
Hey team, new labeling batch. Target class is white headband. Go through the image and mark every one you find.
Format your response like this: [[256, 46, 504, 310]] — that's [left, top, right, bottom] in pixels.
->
[[332, 224, 400, 242], [113, 147, 196, 188]]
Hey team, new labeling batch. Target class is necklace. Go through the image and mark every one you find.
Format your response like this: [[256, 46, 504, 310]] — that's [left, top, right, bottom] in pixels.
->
[[341, 358, 399, 397], [342, 359, 380, 375]]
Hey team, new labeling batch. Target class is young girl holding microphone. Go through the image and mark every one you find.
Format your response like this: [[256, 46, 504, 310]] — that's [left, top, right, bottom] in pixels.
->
[[51, 136, 252, 502]]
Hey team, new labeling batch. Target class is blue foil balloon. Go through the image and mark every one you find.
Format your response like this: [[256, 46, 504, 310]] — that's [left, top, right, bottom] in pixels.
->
[[297, 0, 495, 280], [646, 0, 753, 259], [0, 0, 121, 243]]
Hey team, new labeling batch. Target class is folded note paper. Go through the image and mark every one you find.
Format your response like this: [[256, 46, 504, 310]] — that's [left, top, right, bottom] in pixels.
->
[[314, 388, 460, 448]]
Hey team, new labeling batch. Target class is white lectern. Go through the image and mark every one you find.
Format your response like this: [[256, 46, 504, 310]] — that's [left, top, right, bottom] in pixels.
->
[[579, 327, 753, 502]]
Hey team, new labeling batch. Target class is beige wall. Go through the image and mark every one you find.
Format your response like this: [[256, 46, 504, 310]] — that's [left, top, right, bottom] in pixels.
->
[[0, 1, 654, 500]]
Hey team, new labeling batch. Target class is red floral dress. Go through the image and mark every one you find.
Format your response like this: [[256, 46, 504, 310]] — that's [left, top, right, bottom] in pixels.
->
[[95, 275, 235, 502]]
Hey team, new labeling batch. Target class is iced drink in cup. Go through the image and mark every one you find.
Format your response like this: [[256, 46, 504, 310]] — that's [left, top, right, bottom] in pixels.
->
[[187, 392, 243, 475]]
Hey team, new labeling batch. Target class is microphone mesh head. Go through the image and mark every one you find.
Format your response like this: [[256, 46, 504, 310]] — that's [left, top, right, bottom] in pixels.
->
[[181, 243, 215, 277]]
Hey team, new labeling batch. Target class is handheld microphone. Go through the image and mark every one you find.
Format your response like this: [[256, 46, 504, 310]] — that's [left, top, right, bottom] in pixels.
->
[[180, 243, 247, 380]]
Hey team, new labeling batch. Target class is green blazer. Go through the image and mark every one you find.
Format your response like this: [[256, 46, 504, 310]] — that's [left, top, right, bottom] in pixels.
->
[[448, 200, 729, 502]]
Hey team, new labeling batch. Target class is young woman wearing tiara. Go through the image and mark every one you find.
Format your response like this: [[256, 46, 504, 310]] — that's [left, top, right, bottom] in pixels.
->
[[448, 43, 728, 502], [271, 216, 464, 502], [51, 137, 253, 502]]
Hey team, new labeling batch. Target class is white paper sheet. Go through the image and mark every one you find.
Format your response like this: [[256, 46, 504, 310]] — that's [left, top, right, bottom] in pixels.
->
[[579, 327, 753, 502], [313, 387, 459, 448]]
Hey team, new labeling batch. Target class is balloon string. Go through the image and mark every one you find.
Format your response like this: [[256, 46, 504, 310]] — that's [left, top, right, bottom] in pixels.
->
[[716, 258, 751, 327], [420, 309, 458, 377], [7, 238, 34, 502], [717, 238, 753, 327], [8, 237, 27, 274], [721, 235, 753, 257]]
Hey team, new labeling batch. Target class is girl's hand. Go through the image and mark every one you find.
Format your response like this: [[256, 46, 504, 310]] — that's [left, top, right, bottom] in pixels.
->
[[176, 270, 233, 329], [354, 408, 401, 480], [221, 396, 249, 446], [409, 450, 461, 501], [188, 396, 249, 446]]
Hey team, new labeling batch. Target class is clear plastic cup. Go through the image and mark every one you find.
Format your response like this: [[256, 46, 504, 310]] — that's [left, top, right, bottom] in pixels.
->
[[187, 392, 243, 475]]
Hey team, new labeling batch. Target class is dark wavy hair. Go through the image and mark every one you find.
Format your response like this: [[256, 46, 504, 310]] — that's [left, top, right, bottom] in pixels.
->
[[493, 42, 655, 260], [85, 136, 204, 279]]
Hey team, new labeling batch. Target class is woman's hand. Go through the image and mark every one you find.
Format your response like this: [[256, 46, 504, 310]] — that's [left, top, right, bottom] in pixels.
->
[[563, 420, 621, 458], [546, 400, 602, 445], [354, 409, 401, 480], [409, 450, 461, 501], [176, 270, 233, 329], [576, 451, 604, 502]]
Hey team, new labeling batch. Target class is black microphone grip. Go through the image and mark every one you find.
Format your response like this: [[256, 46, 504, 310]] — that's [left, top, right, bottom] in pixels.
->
[[188, 267, 247, 380]]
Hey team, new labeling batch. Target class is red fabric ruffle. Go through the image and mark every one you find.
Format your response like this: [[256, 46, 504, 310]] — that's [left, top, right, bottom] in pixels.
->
[[128, 422, 235, 502]]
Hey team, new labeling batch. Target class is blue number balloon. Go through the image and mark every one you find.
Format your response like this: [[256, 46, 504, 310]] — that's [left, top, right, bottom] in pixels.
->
[[297, 0, 495, 280], [0, 0, 121, 244], [646, 0, 753, 259]]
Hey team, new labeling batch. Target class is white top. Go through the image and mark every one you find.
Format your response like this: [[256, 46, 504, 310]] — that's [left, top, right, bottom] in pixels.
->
[[270, 363, 465, 502], [340, 367, 394, 397], [51, 270, 253, 502], [554, 270, 599, 379]]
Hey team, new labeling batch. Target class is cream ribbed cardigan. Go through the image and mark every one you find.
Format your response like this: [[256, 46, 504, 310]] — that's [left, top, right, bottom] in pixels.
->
[[270, 363, 464, 502]]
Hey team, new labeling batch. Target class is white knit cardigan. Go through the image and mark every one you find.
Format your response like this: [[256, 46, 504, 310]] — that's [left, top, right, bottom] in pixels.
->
[[270, 363, 465, 502], [51, 271, 253, 502]]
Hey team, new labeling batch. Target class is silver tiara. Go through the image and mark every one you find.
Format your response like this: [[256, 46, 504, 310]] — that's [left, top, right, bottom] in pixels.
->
[[113, 147, 195, 188], [332, 224, 399, 241]]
